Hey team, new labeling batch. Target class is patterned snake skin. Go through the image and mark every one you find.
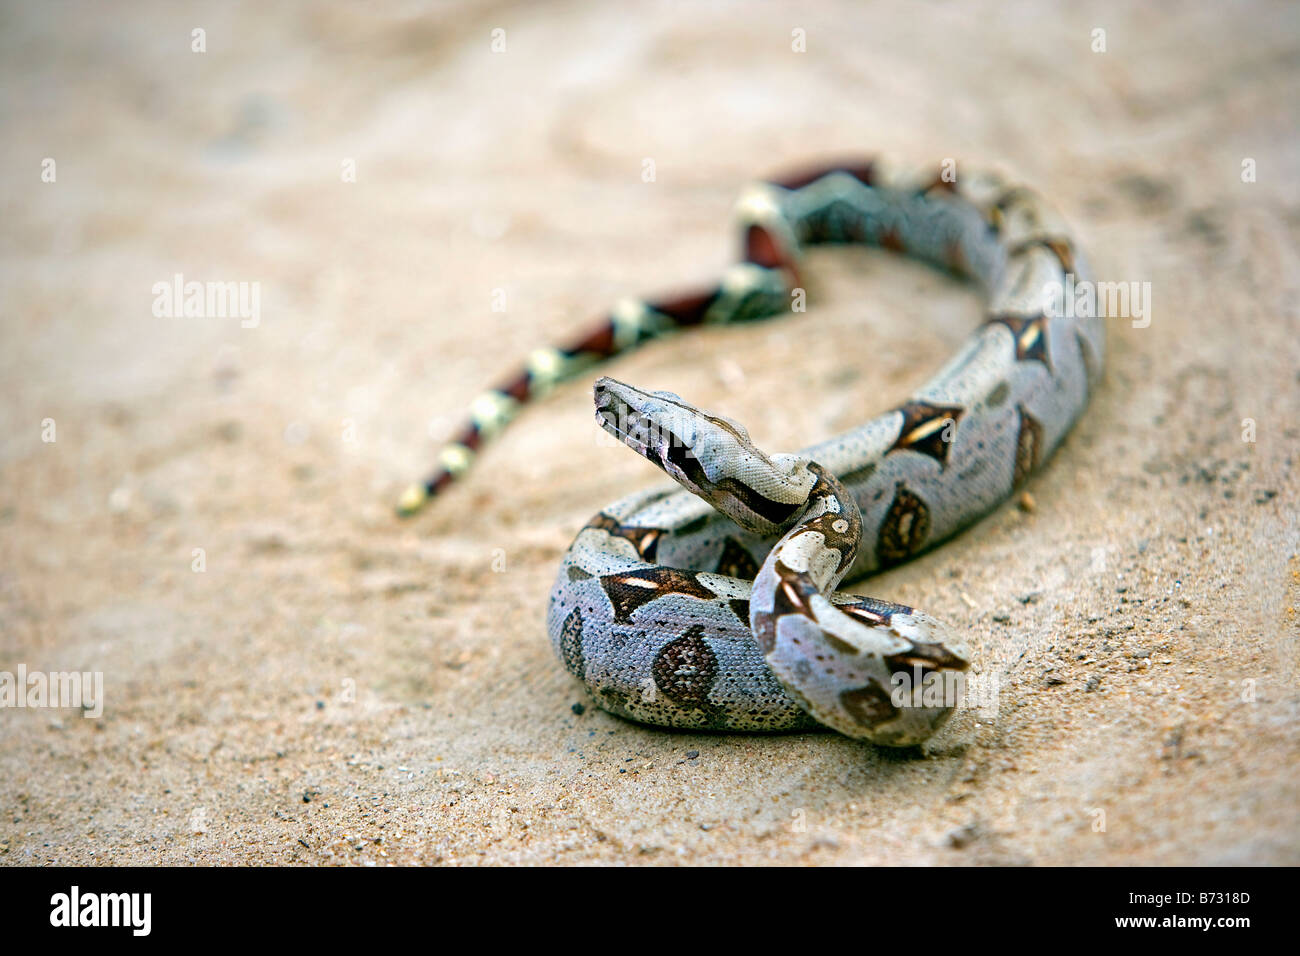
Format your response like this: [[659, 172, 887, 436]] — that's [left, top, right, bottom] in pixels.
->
[[403, 160, 1104, 746]]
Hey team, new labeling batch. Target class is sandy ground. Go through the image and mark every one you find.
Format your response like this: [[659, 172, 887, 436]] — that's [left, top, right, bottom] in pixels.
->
[[1, 0, 1298, 866]]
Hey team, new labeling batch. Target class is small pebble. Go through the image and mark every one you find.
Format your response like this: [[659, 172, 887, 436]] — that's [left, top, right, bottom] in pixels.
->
[[107, 485, 132, 514], [946, 823, 979, 848], [1017, 491, 1036, 513]]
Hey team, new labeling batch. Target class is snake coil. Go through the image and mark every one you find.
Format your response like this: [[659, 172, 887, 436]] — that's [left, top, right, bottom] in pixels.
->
[[406, 160, 1103, 746]]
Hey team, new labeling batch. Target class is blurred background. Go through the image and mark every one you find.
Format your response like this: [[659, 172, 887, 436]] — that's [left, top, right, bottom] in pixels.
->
[[1, 1, 1296, 865]]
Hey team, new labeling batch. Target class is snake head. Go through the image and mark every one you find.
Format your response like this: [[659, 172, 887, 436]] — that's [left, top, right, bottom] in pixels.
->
[[594, 377, 816, 536], [594, 377, 694, 464]]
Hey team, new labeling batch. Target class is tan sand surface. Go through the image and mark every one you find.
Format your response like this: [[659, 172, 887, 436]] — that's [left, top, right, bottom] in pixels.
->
[[1, 0, 1297, 865]]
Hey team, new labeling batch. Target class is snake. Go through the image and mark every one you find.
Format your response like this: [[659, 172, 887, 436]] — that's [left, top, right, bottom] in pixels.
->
[[400, 159, 1104, 746]]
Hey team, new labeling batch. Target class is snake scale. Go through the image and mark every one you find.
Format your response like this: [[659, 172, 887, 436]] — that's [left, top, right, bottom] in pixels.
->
[[402, 159, 1104, 746]]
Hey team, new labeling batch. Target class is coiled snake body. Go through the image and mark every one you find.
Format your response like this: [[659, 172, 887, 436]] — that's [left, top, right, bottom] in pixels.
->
[[404, 160, 1104, 746]]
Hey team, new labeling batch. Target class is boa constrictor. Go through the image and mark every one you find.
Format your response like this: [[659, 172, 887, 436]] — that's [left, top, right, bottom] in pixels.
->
[[402, 160, 1104, 746]]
